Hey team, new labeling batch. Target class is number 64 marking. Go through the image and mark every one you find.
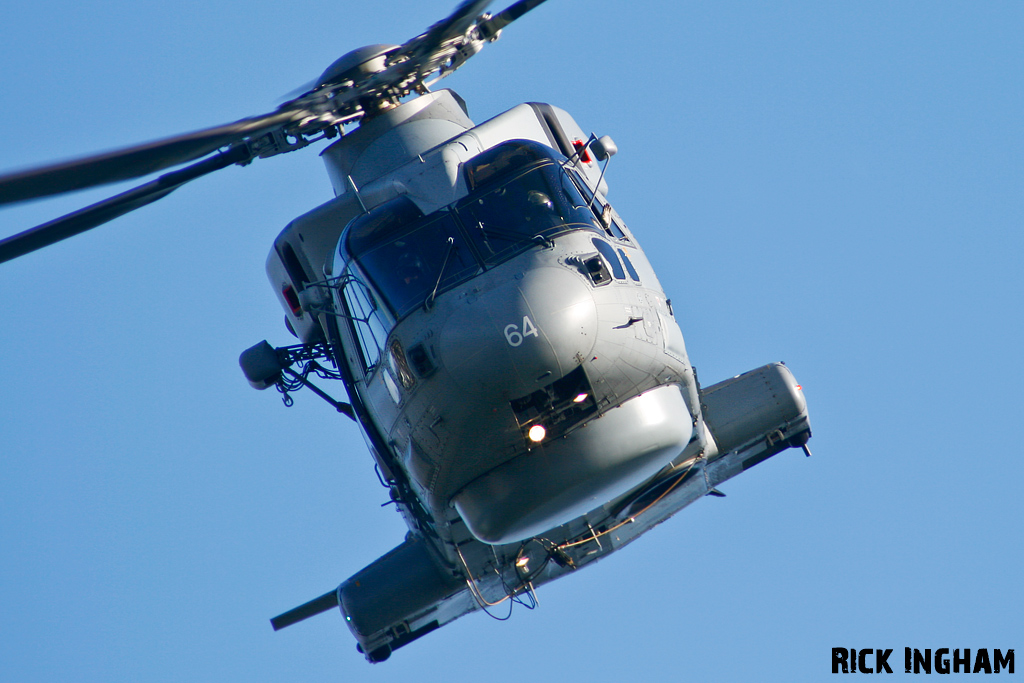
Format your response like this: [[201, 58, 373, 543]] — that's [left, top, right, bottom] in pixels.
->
[[504, 316, 539, 347]]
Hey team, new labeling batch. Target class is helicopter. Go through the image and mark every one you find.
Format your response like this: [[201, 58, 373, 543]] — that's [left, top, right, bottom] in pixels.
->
[[0, 0, 812, 664]]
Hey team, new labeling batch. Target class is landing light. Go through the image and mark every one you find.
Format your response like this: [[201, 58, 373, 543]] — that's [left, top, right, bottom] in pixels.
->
[[527, 425, 547, 442], [573, 392, 588, 403]]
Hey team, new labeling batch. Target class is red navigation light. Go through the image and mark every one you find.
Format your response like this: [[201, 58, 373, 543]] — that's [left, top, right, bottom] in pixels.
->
[[282, 284, 302, 316], [572, 139, 592, 163]]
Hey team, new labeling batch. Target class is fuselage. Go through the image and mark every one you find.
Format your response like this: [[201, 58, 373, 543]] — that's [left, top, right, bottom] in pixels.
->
[[263, 88, 812, 661], [268, 90, 706, 544], [333, 149, 696, 544], [331, 143, 698, 542]]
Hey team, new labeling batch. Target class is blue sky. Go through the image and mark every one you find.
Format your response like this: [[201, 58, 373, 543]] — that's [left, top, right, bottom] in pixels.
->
[[1, 1, 1021, 680]]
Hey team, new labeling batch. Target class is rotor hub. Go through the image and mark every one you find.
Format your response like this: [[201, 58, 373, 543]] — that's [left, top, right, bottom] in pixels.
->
[[315, 44, 400, 90]]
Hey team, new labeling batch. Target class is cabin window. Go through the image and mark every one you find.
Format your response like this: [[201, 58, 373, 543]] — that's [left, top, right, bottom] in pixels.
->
[[387, 338, 416, 390], [339, 276, 389, 371], [591, 238, 626, 280], [618, 248, 641, 282]]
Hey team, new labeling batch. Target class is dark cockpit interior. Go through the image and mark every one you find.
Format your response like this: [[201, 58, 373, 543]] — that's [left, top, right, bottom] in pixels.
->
[[342, 140, 603, 319]]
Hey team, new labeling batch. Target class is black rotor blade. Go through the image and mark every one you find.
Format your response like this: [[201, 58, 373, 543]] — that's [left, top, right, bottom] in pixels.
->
[[483, 0, 550, 34], [0, 145, 250, 264], [270, 589, 340, 631], [418, 0, 492, 50], [399, 0, 491, 68], [0, 0, 546, 265], [0, 109, 296, 207]]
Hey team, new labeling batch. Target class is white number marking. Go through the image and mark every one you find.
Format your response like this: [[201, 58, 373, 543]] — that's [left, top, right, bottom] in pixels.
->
[[504, 316, 540, 347], [522, 315, 538, 339]]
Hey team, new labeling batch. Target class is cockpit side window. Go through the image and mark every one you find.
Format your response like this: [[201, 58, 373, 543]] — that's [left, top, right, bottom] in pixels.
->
[[592, 238, 626, 280], [339, 275, 389, 371], [457, 163, 601, 265], [464, 140, 554, 190], [566, 169, 630, 242], [618, 248, 641, 282]]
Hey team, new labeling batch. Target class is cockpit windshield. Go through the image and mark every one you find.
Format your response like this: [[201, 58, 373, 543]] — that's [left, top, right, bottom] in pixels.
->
[[346, 198, 480, 318], [457, 150, 600, 264], [342, 140, 603, 319]]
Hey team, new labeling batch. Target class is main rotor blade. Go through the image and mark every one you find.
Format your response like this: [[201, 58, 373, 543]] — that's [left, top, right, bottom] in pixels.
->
[[0, 0, 551, 266], [270, 589, 340, 631], [414, 0, 492, 55], [0, 145, 250, 264], [483, 0, 550, 34], [0, 109, 296, 207], [373, 0, 492, 85], [0, 0, 543, 212]]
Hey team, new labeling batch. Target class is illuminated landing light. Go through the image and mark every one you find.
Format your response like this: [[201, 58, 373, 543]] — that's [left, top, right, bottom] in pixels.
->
[[573, 392, 589, 403], [528, 425, 547, 442], [515, 556, 530, 568]]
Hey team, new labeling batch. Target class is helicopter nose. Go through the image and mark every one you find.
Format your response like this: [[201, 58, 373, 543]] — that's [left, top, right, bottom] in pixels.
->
[[438, 265, 597, 399]]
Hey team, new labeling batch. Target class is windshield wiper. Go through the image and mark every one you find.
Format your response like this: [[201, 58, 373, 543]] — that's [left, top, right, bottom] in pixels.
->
[[478, 222, 553, 249], [424, 237, 456, 311]]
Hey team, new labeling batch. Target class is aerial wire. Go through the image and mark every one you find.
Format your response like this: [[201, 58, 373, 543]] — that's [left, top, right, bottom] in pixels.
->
[[557, 454, 703, 551]]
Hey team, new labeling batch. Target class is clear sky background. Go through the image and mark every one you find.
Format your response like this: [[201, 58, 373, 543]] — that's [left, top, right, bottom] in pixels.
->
[[1, 1, 1021, 681]]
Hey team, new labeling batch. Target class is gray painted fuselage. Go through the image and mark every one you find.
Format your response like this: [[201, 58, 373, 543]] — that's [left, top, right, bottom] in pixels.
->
[[266, 89, 811, 661]]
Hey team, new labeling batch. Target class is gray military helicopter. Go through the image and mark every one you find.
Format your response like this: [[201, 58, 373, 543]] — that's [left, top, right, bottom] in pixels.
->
[[0, 0, 811, 664]]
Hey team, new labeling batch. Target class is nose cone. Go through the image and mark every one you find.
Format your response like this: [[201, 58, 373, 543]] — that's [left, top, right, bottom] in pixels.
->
[[439, 266, 597, 398], [454, 384, 694, 544]]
